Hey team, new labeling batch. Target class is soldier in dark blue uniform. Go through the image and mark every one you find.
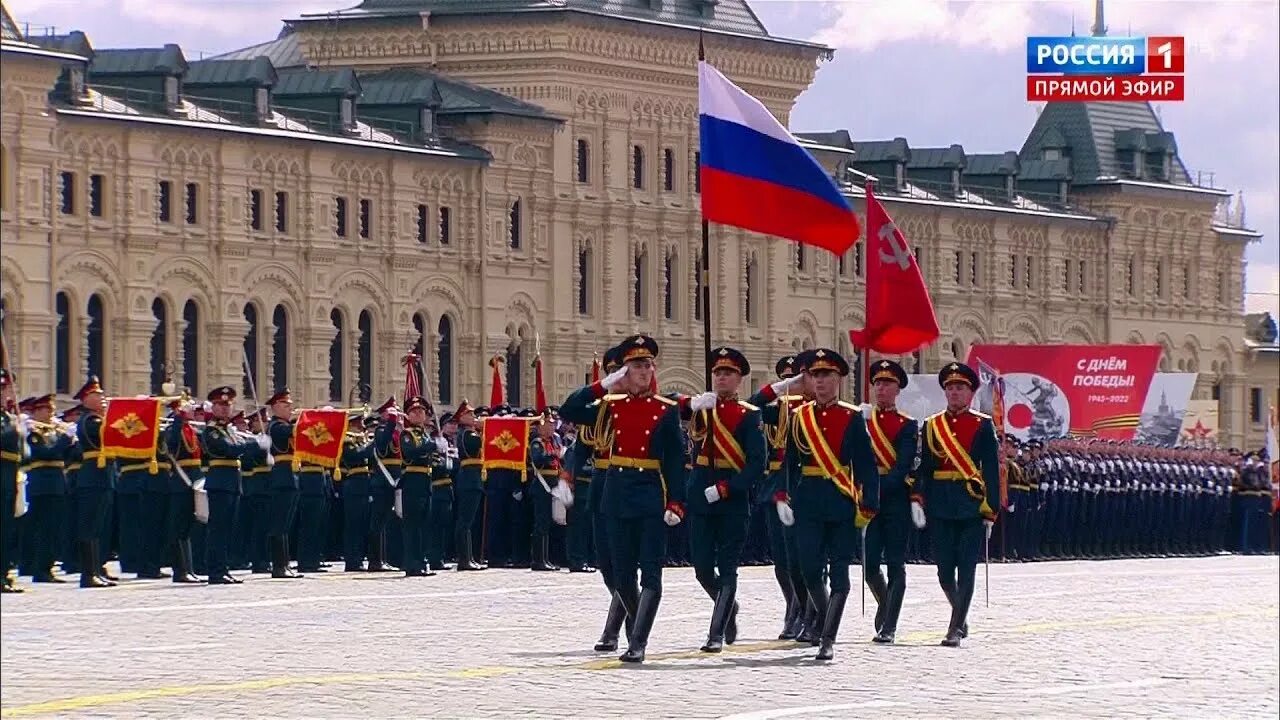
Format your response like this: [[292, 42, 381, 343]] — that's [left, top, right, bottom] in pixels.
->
[[265, 390, 302, 579], [782, 348, 879, 661], [916, 363, 1000, 647], [135, 402, 173, 579], [340, 417, 377, 571], [399, 395, 446, 577], [747, 355, 811, 641], [861, 360, 921, 645], [162, 401, 205, 584], [529, 408, 567, 572], [0, 370, 22, 593], [452, 401, 486, 571], [21, 394, 73, 584], [295, 425, 330, 574], [370, 397, 403, 572], [202, 386, 268, 584], [564, 420, 595, 573], [427, 412, 455, 573], [73, 377, 119, 589], [682, 347, 765, 653], [113, 402, 146, 577], [240, 409, 273, 574], [561, 335, 687, 663]]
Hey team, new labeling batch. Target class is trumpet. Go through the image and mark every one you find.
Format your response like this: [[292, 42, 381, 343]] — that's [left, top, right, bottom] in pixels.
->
[[23, 417, 77, 434]]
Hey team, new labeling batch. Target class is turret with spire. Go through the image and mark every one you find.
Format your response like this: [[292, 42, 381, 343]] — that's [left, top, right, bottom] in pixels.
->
[[1091, 0, 1107, 37]]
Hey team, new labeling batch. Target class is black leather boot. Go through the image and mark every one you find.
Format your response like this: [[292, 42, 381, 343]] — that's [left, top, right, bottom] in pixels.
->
[[941, 582, 974, 646], [940, 584, 968, 638], [866, 570, 889, 635], [79, 541, 111, 588], [456, 531, 484, 571], [799, 586, 827, 646], [701, 586, 737, 653], [594, 593, 628, 652], [874, 573, 906, 644], [271, 536, 302, 579], [778, 589, 799, 640], [815, 591, 848, 661], [620, 588, 661, 663], [91, 540, 118, 584], [171, 539, 202, 584], [531, 534, 557, 571]]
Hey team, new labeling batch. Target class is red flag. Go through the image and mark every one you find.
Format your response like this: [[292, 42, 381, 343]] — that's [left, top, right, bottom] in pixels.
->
[[402, 351, 421, 401], [849, 182, 940, 354], [533, 353, 548, 412], [489, 355, 505, 408]]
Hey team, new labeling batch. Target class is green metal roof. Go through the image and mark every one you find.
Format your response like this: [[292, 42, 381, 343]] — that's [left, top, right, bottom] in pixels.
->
[[965, 151, 1019, 176], [794, 130, 851, 149], [359, 69, 444, 106], [274, 67, 361, 97], [185, 57, 277, 87], [907, 144, 965, 170], [1019, 101, 1191, 185], [358, 68, 553, 119], [344, 0, 770, 38], [849, 138, 910, 163], [210, 32, 305, 68], [1017, 158, 1072, 181], [30, 31, 93, 57], [89, 44, 187, 76], [431, 73, 554, 119]]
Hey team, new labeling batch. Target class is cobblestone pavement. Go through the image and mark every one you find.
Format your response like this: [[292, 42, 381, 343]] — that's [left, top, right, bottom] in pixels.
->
[[2, 555, 1277, 719]]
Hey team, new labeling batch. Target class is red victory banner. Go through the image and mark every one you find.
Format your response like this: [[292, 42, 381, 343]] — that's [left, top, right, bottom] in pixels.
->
[[966, 344, 1161, 441], [292, 409, 350, 475], [480, 416, 533, 483], [101, 397, 163, 471]]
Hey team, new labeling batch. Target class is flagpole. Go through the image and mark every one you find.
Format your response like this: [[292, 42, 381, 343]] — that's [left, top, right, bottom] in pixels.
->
[[699, 31, 713, 391]]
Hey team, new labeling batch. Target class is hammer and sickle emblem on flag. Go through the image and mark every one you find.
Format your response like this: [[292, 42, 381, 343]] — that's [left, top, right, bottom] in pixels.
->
[[877, 222, 911, 271], [110, 413, 148, 439]]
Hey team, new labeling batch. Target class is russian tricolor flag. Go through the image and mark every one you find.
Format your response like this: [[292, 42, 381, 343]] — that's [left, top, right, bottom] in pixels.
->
[[698, 61, 860, 255]]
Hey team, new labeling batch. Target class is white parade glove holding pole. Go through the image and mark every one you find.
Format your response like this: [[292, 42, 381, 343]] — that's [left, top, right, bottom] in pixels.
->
[[551, 482, 574, 509], [434, 436, 449, 454], [513, 489, 523, 501], [703, 485, 721, 504], [663, 509, 682, 527], [255, 434, 271, 452], [770, 375, 801, 397], [689, 392, 717, 412], [775, 500, 795, 527], [600, 366, 629, 391], [910, 501, 927, 529], [983, 519, 994, 540]]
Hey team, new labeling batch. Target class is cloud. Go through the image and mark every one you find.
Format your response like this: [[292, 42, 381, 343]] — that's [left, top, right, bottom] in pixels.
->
[[811, 0, 1279, 58]]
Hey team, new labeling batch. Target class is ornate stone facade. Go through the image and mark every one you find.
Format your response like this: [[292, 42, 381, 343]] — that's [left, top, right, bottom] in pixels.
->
[[0, 4, 1271, 449]]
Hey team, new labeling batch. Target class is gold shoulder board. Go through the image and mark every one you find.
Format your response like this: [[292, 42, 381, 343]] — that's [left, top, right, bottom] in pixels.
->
[[738, 401, 759, 412], [652, 395, 677, 406], [837, 400, 862, 412]]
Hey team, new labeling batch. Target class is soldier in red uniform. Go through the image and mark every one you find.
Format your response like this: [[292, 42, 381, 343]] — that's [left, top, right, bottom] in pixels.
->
[[560, 334, 687, 663], [782, 348, 879, 661], [682, 347, 766, 653], [862, 359, 924, 645], [916, 362, 1000, 647]]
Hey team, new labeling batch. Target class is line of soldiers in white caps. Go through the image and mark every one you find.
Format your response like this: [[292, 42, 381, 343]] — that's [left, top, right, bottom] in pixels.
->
[[995, 439, 1276, 562]]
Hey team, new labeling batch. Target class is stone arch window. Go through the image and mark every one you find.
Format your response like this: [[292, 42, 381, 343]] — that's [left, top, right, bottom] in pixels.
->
[[55, 292, 71, 394], [505, 331, 524, 406], [271, 304, 289, 393], [329, 308, 346, 402], [509, 198, 522, 250], [437, 315, 453, 405], [575, 139, 590, 184], [663, 248, 677, 321], [150, 299, 169, 393], [181, 299, 199, 394], [577, 243, 593, 316], [797, 244, 807, 271], [243, 303, 259, 398], [632, 145, 645, 189], [87, 294, 106, 384], [744, 253, 760, 325], [412, 312, 428, 393], [633, 246, 649, 318], [357, 310, 374, 403], [663, 148, 675, 192]]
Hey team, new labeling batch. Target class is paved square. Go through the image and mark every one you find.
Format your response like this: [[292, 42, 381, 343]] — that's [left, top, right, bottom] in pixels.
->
[[2, 556, 1277, 718]]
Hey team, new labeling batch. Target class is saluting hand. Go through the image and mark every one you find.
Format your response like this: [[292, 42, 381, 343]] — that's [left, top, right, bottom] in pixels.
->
[[600, 366, 629, 391]]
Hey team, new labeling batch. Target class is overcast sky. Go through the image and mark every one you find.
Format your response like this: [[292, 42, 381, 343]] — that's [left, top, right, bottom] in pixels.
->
[[8, 0, 1276, 317]]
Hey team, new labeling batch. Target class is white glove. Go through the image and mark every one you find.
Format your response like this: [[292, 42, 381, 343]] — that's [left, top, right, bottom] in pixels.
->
[[663, 509, 682, 527], [551, 497, 569, 526], [910, 501, 926, 529], [255, 434, 271, 451], [770, 375, 801, 397], [703, 485, 721, 504], [689, 392, 717, 412], [557, 445, 568, 459], [551, 482, 574, 509], [265, 452, 276, 467], [1007, 503, 1016, 513], [983, 519, 994, 540], [601, 366, 629, 391], [775, 500, 795, 527], [512, 490, 523, 501], [434, 436, 449, 454]]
